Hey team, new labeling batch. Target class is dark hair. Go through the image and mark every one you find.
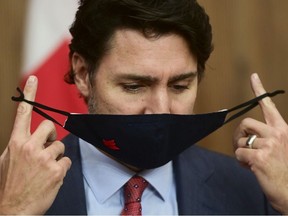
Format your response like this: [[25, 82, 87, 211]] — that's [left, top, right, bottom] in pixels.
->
[[65, 0, 213, 84]]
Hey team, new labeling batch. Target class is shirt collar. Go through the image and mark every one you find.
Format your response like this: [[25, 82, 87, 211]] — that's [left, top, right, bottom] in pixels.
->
[[79, 138, 173, 203]]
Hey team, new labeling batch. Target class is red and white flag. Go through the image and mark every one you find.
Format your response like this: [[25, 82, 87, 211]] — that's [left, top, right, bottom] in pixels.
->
[[22, 0, 87, 139]]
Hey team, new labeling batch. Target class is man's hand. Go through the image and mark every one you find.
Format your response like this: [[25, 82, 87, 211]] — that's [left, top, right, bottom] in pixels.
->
[[0, 76, 71, 215], [233, 73, 288, 214]]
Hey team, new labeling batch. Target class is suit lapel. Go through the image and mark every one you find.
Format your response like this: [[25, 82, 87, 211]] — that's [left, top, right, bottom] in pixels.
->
[[46, 134, 87, 215], [174, 145, 227, 214]]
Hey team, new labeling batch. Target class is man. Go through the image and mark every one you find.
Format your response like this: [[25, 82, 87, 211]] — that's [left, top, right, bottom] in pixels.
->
[[1, 0, 288, 214]]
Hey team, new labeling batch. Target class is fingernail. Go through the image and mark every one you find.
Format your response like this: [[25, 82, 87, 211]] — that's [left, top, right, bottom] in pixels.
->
[[27, 75, 36, 86], [252, 73, 259, 80]]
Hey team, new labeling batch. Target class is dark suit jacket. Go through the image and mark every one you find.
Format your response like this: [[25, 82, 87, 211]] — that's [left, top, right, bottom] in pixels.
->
[[46, 134, 279, 215]]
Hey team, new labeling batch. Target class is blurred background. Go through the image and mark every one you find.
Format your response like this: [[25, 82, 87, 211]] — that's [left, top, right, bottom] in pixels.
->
[[1, 0, 288, 156]]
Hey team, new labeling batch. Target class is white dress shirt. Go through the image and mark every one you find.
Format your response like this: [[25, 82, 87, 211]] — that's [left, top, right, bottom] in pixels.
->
[[79, 138, 178, 215]]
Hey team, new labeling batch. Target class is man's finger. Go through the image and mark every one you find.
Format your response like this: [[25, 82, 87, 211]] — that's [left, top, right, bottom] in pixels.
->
[[237, 136, 266, 149], [29, 120, 57, 149], [57, 157, 72, 174], [235, 148, 256, 167], [43, 141, 65, 161], [11, 76, 38, 139], [250, 73, 285, 126], [233, 118, 273, 145]]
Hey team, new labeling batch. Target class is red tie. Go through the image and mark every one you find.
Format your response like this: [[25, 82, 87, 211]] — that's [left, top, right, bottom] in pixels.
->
[[121, 175, 148, 215]]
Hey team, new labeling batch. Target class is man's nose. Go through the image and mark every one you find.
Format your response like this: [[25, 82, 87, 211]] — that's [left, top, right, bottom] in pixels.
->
[[144, 89, 171, 114]]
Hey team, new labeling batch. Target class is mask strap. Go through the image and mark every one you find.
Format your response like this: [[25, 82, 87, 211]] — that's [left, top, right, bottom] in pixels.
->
[[12, 87, 285, 126], [224, 89, 285, 124], [11, 87, 70, 127]]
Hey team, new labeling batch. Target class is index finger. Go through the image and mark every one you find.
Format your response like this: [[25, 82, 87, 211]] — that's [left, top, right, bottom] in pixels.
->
[[250, 73, 285, 126], [11, 76, 38, 139]]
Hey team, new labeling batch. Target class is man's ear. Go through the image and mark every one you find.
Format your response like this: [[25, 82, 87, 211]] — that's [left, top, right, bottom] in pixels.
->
[[72, 52, 90, 97]]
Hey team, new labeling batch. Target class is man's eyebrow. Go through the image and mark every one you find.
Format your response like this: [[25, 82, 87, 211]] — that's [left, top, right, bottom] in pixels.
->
[[114, 71, 197, 84], [168, 71, 198, 83], [115, 74, 158, 84]]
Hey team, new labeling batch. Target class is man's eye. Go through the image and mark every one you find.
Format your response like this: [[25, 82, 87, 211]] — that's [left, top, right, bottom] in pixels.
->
[[171, 85, 189, 92], [173, 85, 188, 89], [122, 84, 143, 93]]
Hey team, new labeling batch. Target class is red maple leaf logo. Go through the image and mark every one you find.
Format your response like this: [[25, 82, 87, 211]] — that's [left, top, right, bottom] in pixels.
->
[[102, 139, 120, 150]]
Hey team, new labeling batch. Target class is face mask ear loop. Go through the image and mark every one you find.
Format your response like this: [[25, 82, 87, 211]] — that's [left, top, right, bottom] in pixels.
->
[[224, 89, 285, 124], [224, 103, 258, 124], [31, 106, 63, 127], [11, 87, 70, 127]]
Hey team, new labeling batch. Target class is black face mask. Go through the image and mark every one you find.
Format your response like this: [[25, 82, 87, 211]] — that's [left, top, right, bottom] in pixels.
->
[[12, 88, 284, 169]]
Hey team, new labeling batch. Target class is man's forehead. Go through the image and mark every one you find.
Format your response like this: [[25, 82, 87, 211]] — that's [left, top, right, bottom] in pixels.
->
[[111, 28, 190, 52], [95, 28, 198, 81]]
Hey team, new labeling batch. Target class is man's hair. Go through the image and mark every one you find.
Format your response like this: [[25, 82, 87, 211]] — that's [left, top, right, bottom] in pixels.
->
[[65, 0, 213, 84]]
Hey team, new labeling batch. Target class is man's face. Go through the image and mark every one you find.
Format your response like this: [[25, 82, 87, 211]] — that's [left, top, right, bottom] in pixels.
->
[[86, 29, 198, 115]]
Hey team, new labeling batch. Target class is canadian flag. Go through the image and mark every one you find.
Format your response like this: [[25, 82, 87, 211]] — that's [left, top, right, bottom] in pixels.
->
[[22, 0, 87, 139]]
